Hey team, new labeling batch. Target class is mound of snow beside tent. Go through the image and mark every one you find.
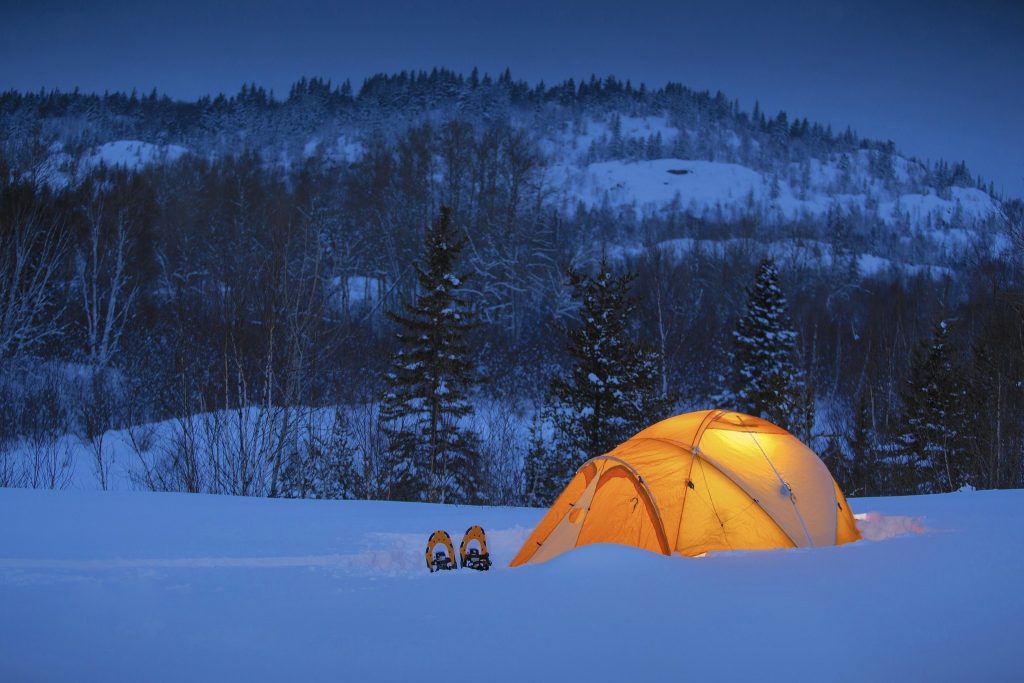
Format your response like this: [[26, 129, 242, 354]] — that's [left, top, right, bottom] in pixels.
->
[[1, 488, 1021, 682]]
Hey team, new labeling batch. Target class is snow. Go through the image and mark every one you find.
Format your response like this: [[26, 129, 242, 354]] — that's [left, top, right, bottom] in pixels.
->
[[303, 138, 321, 158], [85, 140, 188, 170], [325, 275, 384, 313], [345, 275, 383, 305], [333, 135, 364, 162], [543, 115, 678, 163], [605, 236, 953, 281], [548, 157, 1002, 242], [879, 187, 1000, 227], [31, 140, 190, 188], [614, 114, 677, 142], [1, 487, 1021, 681], [33, 117, 1006, 270], [553, 158, 766, 218]]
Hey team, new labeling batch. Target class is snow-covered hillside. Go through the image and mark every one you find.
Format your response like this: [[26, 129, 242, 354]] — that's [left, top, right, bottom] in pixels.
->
[[33, 139, 190, 188], [1, 487, 1020, 681], [550, 156, 1001, 229], [11, 75, 1011, 282]]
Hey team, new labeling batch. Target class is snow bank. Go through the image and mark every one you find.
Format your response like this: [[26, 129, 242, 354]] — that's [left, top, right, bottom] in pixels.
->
[[1, 487, 1021, 681], [855, 511, 926, 540]]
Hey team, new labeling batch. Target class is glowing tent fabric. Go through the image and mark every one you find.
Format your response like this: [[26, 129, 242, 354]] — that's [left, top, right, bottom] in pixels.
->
[[510, 410, 860, 566]]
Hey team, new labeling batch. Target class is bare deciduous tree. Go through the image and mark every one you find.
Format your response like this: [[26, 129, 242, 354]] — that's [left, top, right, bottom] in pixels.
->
[[78, 203, 137, 369], [0, 203, 68, 359]]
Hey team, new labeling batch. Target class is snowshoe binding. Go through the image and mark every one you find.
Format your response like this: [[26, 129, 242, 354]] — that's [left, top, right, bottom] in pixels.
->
[[459, 525, 492, 571], [425, 530, 457, 572]]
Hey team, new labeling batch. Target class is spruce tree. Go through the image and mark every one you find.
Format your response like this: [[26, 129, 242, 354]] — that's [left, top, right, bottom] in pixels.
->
[[537, 260, 665, 502], [311, 408, 365, 500], [279, 446, 308, 499], [896, 320, 970, 493], [723, 258, 806, 433], [280, 408, 365, 500], [522, 406, 562, 507], [378, 207, 480, 504], [846, 390, 879, 496]]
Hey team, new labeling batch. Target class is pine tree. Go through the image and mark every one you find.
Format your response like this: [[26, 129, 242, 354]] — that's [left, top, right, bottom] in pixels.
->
[[844, 390, 879, 496], [521, 407, 560, 507], [541, 260, 665, 500], [378, 207, 480, 504], [722, 258, 807, 433], [896, 320, 970, 493], [280, 408, 365, 500], [311, 408, 365, 500]]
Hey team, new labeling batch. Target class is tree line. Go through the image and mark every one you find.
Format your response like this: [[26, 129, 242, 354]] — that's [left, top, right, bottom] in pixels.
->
[[2, 69, 996, 201]]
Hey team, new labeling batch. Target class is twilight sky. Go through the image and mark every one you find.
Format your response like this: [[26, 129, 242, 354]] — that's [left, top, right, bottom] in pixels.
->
[[2, 0, 1022, 197]]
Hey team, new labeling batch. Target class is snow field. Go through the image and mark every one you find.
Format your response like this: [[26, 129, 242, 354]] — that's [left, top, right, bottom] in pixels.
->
[[86, 140, 188, 169], [1, 487, 1022, 681], [551, 157, 1000, 231]]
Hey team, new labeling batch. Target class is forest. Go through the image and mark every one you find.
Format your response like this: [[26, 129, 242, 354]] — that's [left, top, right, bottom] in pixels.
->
[[1, 69, 1021, 503]]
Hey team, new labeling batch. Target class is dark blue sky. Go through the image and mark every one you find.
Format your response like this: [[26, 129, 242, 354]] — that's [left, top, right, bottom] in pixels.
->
[[2, 0, 1022, 197]]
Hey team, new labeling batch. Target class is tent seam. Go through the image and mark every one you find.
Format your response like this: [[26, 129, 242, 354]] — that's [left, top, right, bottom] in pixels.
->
[[674, 410, 725, 551]]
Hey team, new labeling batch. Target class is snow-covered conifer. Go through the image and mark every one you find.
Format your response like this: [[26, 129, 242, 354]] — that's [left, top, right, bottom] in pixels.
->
[[378, 207, 480, 504], [541, 260, 666, 498], [895, 320, 970, 493], [722, 258, 807, 433], [846, 390, 880, 496], [521, 408, 560, 507], [280, 408, 364, 500]]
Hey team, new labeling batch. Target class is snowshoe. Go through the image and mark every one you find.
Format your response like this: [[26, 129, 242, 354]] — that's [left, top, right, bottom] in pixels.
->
[[425, 530, 457, 572], [459, 525, 492, 571]]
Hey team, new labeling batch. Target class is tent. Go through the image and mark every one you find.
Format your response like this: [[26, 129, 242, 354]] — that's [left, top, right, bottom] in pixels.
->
[[511, 410, 860, 566]]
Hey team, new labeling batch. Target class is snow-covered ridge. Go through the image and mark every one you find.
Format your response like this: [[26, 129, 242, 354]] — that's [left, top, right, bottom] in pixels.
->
[[33, 107, 1004, 241], [30, 106, 1007, 277]]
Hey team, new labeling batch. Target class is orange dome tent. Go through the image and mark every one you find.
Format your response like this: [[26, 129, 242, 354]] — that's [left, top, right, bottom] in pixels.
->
[[511, 410, 860, 566]]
